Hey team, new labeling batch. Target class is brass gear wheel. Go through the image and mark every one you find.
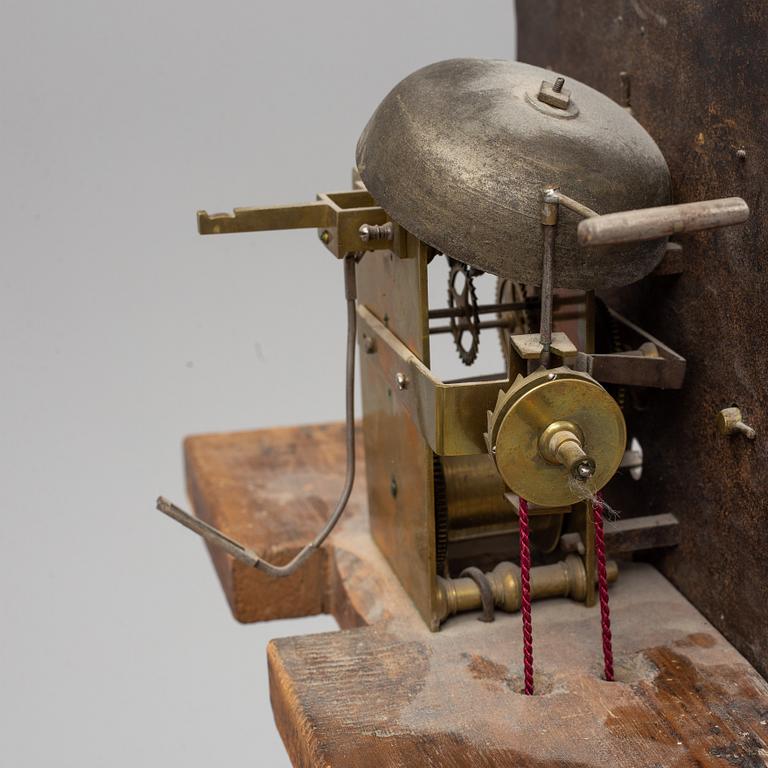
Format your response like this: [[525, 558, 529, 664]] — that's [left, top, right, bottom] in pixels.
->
[[447, 259, 481, 366], [433, 454, 449, 577], [495, 276, 535, 367]]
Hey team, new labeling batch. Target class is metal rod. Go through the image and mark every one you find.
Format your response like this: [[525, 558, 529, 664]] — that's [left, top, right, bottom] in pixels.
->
[[429, 312, 585, 335], [427, 295, 584, 320], [577, 197, 749, 247], [157, 497, 263, 568], [539, 190, 560, 366], [430, 320, 510, 335], [540, 229, 556, 351], [429, 300, 529, 319], [157, 255, 358, 577], [553, 192, 598, 219], [585, 290, 596, 355]]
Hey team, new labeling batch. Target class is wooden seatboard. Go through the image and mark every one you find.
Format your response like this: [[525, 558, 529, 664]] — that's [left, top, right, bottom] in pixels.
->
[[185, 423, 768, 767], [185, 422, 366, 623]]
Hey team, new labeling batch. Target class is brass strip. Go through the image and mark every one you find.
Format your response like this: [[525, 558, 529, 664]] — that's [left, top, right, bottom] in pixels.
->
[[357, 304, 508, 455]]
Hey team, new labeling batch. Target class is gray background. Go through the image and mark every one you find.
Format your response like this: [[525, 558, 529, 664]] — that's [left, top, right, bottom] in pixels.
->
[[0, 2, 515, 765]]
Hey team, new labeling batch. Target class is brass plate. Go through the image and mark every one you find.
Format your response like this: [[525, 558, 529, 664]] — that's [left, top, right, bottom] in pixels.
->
[[357, 305, 508, 456], [356, 234, 440, 629]]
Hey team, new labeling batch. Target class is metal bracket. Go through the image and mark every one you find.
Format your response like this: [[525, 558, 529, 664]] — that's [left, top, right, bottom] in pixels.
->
[[357, 304, 509, 456], [573, 308, 686, 389], [197, 189, 392, 258]]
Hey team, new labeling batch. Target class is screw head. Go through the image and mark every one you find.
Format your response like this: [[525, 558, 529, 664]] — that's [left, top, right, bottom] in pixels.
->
[[396, 372, 408, 390], [319, 230, 331, 244]]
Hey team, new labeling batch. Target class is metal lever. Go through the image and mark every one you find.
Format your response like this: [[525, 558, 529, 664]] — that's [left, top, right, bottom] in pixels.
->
[[195, 189, 390, 257], [197, 201, 334, 235], [577, 197, 749, 247], [157, 496, 264, 568], [157, 256, 359, 577]]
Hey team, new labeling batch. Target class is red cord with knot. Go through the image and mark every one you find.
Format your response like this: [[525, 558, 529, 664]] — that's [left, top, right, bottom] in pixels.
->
[[593, 491, 614, 681], [518, 496, 535, 695]]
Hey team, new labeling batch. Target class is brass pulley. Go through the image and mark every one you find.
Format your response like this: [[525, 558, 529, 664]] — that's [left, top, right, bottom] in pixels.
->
[[485, 368, 626, 507]]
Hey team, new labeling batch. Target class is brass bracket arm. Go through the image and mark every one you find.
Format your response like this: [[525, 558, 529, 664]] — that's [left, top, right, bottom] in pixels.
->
[[197, 189, 392, 258], [357, 304, 508, 456]]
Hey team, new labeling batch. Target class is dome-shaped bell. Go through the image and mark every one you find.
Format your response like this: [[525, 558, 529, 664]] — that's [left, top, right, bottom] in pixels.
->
[[356, 58, 672, 289]]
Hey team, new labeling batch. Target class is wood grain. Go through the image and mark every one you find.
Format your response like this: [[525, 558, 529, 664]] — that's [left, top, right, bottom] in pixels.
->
[[185, 423, 768, 766], [185, 422, 366, 623]]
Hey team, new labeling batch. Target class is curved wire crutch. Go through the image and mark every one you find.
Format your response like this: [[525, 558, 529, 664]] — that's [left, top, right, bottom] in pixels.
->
[[156, 254, 358, 577]]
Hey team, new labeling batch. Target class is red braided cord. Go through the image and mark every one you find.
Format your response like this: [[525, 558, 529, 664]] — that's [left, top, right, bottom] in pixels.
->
[[518, 497, 534, 695], [593, 492, 614, 681]]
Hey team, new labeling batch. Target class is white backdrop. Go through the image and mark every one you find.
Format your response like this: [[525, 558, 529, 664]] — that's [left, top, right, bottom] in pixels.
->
[[0, 2, 515, 765]]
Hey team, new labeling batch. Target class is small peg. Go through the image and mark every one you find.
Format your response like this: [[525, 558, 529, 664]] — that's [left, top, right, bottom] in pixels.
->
[[717, 407, 756, 440]]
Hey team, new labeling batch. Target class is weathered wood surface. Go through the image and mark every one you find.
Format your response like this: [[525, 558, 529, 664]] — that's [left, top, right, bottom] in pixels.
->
[[186, 424, 768, 767], [185, 422, 367, 623], [517, 0, 768, 680]]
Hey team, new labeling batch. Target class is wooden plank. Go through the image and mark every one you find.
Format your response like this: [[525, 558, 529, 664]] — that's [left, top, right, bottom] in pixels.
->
[[184, 422, 366, 623], [185, 424, 768, 767]]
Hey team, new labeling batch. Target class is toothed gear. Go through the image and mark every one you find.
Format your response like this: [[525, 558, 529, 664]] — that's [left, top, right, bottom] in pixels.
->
[[484, 372, 529, 457], [594, 296, 628, 411], [447, 258, 481, 366], [495, 277, 532, 365], [433, 454, 449, 577]]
